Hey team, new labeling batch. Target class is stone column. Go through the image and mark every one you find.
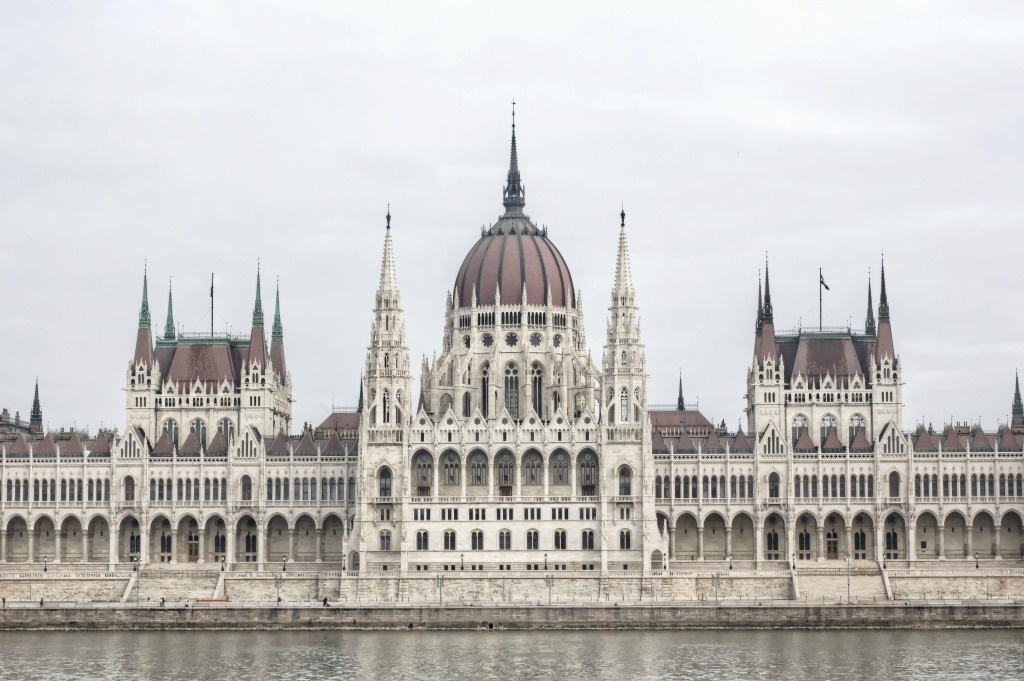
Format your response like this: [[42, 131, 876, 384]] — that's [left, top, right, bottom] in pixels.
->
[[198, 529, 206, 564], [226, 526, 235, 567], [875, 525, 884, 561], [0, 530, 6, 563], [140, 527, 148, 566], [569, 459, 576, 500], [696, 527, 704, 560], [28, 530, 34, 563], [169, 529, 178, 564], [460, 463, 467, 499], [937, 525, 945, 559], [816, 526, 825, 563], [257, 527, 266, 569], [844, 526, 852, 559], [907, 524, 916, 561], [432, 460, 439, 499], [786, 524, 795, 564], [315, 528, 323, 563], [82, 529, 89, 564], [55, 529, 62, 564], [724, 527, 732, 562], [288, 528, 296, 562], [994, 524, 1002, 559], [754, 522, 763, 563]]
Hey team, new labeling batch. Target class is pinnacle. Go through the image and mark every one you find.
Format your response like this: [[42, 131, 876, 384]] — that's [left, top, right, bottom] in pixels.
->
[[612, 209, 634, 301], [272, 279, 283, 341], [139, 265, 151, 329], [379, 212, 400, 299], [252, 267, 265, 328], [164, 280, 176, 340]]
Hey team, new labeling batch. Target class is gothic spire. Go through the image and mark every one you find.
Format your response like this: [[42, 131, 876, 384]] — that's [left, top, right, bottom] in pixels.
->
[[164, 279, 176, 340], [252, 266, 265, 328], [272, 279, 283, 342], [30, 378, 42, 435], [762, 257, 773, 321], [756, 271, 763, 333], [139, 264, 151, 329], [1011, 372, 1019, 419], [357, 373, 364, 413], [612, 207, 635, 301], [501, 102, 526, 216], [677, 371, 685, 411], [878, 256, 890, 321], [378, 208, 400, 301], [865, 273, 876, 337]]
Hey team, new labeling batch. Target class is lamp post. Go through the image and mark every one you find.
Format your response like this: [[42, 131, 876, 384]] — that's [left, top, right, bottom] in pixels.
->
[[131, 557, 140, 607], [975, 552, 979, 570], [221, 555, 225, 572], [43, 556, 48, 573], [845, 554, 852, 604], [544, 553, 548, 570], [461, 553, 464, 571], [728, 553, 733, 571], [544, 574, 555, 605], [712, 572, 721, 604], [282, 555, 287, 573], [435, 574, 445, 605], [791, 552, 795, 570]]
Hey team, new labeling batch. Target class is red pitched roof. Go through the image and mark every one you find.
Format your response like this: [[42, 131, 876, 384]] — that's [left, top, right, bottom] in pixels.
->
[[913, 426, 937, 451], [61, 433, 84, 456], [649, 409, 713, 430], [969, 427, 993, 452], [821, 429, 845, 453], [317, 411, 361, 431], [940, 426, 964, 451], [998, 426, 1022, 452], [702, 430, 725, 452], [90, 433, 112, 455], [793, 430, 816, 452], [207, 432, 228, 455], [849, 429, 873, 452], [294, 432, 316, 456], [322, 432, 345, 455], [152, 431, 175, 455], [178, 431, 201, 455], [6, 433, 29, 455], [731, 429, 753, 452], [35, 434, 57, 455], [675, 430, 696, 453], [267, 433, 290, 455]]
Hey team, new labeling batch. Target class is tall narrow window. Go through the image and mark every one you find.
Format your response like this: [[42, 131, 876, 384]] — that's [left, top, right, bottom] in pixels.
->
[[620, 388, 628, 422], [531, 363, 543, 416], [504, 363, 520, 420]]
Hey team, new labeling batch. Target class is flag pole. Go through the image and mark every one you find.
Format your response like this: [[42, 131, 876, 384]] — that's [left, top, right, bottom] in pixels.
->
[[211, 273, 214, 337], [819, 267, 823, 332]]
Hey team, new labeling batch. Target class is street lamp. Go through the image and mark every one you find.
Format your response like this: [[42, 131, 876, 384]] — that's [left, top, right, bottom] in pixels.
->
[[282, 555, 287, 572], [975, 552, 979, 569], [544, 553, 548, 570], [434, 574, 445, 604], [544, 574, 555, 605], [43, 556, 48, 573], [791, 553, 795, 570], [728, 554, 733, 571], [221, 556, 225, 572], [461, 553, 464, 571]]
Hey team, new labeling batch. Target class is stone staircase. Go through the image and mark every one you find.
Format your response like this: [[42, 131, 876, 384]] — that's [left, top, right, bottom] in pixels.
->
[[134, 570, 220, 604], [796, 568, 888, 604]]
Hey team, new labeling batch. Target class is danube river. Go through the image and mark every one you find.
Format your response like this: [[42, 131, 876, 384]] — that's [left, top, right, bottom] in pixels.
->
[[0, 630, 1020, 679]]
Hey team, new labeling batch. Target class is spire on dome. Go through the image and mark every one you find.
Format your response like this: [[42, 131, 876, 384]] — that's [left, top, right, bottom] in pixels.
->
[[501, 101, 526, 216], [139, 264, 151, 329], [252, 266, 265, 328], [612, 207, 634, 301], [29, 378, 42, 435], [878, 256, 890, 321], [865, 272, 876, 337], [272, 279, 283, 342], [677, 371, 685, 411], [164, 279, 176, 340]]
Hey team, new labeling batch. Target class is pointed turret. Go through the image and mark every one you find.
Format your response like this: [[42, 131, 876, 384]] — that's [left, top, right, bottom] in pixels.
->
[[876, 257, 895, 362], [865, 274, 876, 337], [247, 267, 268, 368], [612, 207, 635, 303], [756, 272, 763, 333], [270, 280, 287, 383], [133, 266, 154, 366], [759, 258, 777, 361], [676, 371, 685, 411], [377, 208, 400, 305], [29, 378, 42, 435], [1012, 372, 1024, 429], [357, 374, 364, 413], [603, 207, 645, 428], [501, 104, 526, 216], [164, 280, 176, 340]]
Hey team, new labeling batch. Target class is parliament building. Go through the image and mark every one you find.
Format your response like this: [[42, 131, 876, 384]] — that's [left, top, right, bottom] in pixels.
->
[[1, 122, 1022, 575]]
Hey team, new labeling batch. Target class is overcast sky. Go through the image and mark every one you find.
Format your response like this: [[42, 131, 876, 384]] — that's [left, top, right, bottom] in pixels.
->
[[2, 2, 1023, 436]]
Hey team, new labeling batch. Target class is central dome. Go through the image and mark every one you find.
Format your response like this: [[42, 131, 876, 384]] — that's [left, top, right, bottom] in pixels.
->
[[453, 122, 576, 309]]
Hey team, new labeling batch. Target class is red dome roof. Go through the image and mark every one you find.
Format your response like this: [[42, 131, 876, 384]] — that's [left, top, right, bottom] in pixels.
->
[[454, 216, 575, 309]]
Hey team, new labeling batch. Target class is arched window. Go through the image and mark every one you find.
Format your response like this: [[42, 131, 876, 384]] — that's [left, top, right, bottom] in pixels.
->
[[619, 388, 628, 422], [524, 452, 542, 486], [619, 530, 631, 550], [124, 476, 135, 502], [579, 452, 597, 494], [382, 390, 391, 424], [888, 472, 900, 498], [820, 414, 837, 444], [379, 468, 392, 497], [497, 452, 514, 488], [703, 476, 710, 499], [348, 478, 356, 501], [618, 467, 632, 496], [499, 530, 511, 550], [444, 530, 457, 551], [551, 452, 568, 486], [470, 452, 487, 486], [416, 453, 433, 494], [655, 475, 663, 499], [189, 418, 207, 449], [554, 530, 567, 550], [472, 530, 484, 551], [526, 530, 539, 550], [849, 414, 866, 443], [582, 530, 595, 550], [241, 475, 252, 501], [416, 530, 429, 550], [768, 472, 780, 498], [379, 530, 391, 551], [531, 363, 543, 416], [504, 363, 520, 419], [462, 392, 472, 418], [675, 476, 682, 499], [443, 453, 460, 486], [791, 415, 808, 443], [481, 364, 490, 418], [217, 417, 234, 443], [162, 418, 179, 446]]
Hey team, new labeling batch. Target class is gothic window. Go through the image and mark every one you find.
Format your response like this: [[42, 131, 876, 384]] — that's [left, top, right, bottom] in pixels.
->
[[497, 453, 514, 487], [189, 419, 207, 449], [580, 453, 597, 487], [530, 363, 544, 418], [675, 476, 682, 499], [620, 388, 628, 422], [382, 390, 391, 424], [504, 363, 520, 420], [348, 478, 356, 501], [444, 453, 460, 486], [217, 418, 234, 443], [526, 530, 539, 550], [470, 453, 487, 486], [820, 414, 837, 444], [444, 531, 457, 551], [791, 415, 808, 443], [619, 467, 632, 496], [811, 475, 818, 498], [914, 474, 921, 497], [241, 475, 252, 501], [889, 472, 900, 497], [499, 530, 511, 550], [379, 468, 392, 497], [554, 530, 567, 550], [621, 350, 627, 367], [703, 476, 710, 499], [462, 392, 471, 417], [552, 452, 568, 486], [849, 414, 866, 443], [582, 530, 595, 550], [768, 472, 780, 498], [416, 531, 429, 551], [440, 393, 453, 415], [471, 530, 484, 550], [481, 364, 489, 418], [634, 387, 641, 421], [619, 530, 631, 550], [379, 531, 391, 551], [162, 419, 180, 447], [124, 476, 135, 502], [525, 452, 541, 486], [416, 453, 433, 488], [655, 475, 662, 499]]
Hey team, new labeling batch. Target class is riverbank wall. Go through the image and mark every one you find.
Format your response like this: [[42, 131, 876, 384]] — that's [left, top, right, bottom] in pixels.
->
[[0, 602, 1022, 631]]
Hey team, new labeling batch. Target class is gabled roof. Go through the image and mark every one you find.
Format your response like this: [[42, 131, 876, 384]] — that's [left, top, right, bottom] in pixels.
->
[[6, 433, 29, 455], [675, 429, 696, 453], [267, 433, 290, 455], [913, 425, 937, 451], [940, 426, 964, 451], [997, 426, 1022, 452], [61, 433, 84, 456], [35, 434, 57, 455], [322, 431, 345, 455], [793, 430, 816, 452], [206, 432, 228, 455], [649, 409, 714, 430], [731, 429, 753, 452], [702, 430, 725, 452], [318, 411, 360, 431], [849, 429, 873, 452], [178, 431, 201, 455], [651, 431, 671, 454], [294, 432, 317, 456], [821, 429, 845, 453], [90, 433, 112, 456], [969, 427, 993, 452], [152, 431, 175, 456]]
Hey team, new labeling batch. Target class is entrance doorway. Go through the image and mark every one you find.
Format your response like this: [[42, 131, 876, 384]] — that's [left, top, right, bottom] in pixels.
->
[[826, 530, 839, 559], [187, 532, 199, 561]]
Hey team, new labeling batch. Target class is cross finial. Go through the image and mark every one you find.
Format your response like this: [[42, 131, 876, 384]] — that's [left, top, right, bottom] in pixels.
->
[[620, 203, 625, 228], [386, 203, 391, 229], [511, 99, 516, 128]]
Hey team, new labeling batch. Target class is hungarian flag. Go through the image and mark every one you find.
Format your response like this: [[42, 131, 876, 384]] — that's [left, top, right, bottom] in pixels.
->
[[820, 273, 830, 290]]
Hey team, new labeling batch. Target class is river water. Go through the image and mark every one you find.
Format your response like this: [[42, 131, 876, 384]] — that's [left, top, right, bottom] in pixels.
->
[[0, 630, 1020, 680]]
